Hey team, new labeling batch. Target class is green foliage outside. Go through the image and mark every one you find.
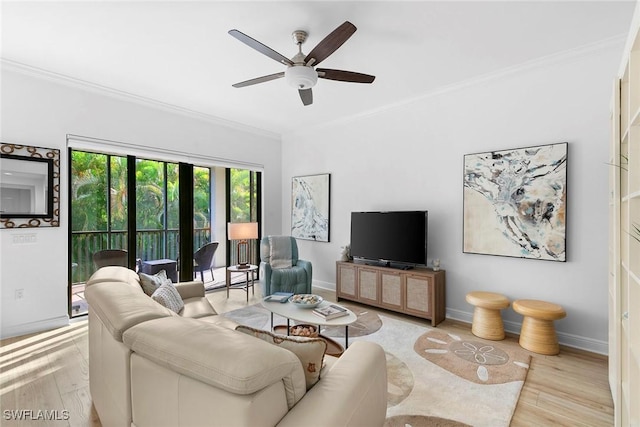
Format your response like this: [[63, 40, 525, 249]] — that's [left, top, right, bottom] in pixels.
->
[[230, 168, 257, 222], [71, 151, 211, 232]]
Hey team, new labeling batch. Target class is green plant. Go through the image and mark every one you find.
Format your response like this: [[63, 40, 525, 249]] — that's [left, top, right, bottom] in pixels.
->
[[606, 153, 629, 171], [632, 222, 640, 244]]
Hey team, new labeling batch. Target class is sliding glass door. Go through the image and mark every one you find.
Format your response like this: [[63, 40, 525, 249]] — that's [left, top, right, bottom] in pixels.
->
[[227, 168, 261, 267], [69, 148, 261, 317], [69, 151, 129, 316], [134, 159, 179, 262]]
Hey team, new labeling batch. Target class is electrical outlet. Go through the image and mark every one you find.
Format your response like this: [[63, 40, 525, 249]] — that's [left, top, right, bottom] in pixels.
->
[[15, 289, 24, 299]]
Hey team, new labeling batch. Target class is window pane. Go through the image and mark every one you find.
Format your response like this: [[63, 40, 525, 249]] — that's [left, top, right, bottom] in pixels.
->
[[110, 156, 128, 248], [136, 159, 165, 261], [135, 159, 165, 230], [229, 168, 259, 266], [70, 151, 128, 289], [194, 166, 211, 252], [167, 163, 180, 230], [71, 151, 107, 232], [230, 168, 251, 222], [194, 166, 210, 229]]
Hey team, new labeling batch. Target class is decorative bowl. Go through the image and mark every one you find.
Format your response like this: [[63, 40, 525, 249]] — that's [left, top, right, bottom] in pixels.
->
[[288, 294, 323, 308], [289, 324, 319, 338]]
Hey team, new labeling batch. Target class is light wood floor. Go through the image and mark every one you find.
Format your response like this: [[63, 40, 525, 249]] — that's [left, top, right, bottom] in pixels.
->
[[0, 286, 613, 426]]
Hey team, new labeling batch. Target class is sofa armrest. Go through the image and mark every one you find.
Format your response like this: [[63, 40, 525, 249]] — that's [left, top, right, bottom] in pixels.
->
[[174, 280, 205, 299], [296, 259, 313, 290], [85, 281, 172, 341], [260, 262, 273, 295], [277, 341, 387, 427]]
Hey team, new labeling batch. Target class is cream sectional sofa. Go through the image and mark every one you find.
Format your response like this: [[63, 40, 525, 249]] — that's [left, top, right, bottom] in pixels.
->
[[84, 266, 388, 427]]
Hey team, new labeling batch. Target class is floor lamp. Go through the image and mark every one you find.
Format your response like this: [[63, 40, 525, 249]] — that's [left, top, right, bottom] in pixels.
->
[[228, 222, 258, 269]]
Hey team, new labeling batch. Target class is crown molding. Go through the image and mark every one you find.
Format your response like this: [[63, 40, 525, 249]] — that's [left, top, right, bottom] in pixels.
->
[[0, 58, 280, 141], [285, 34, 627, 138]]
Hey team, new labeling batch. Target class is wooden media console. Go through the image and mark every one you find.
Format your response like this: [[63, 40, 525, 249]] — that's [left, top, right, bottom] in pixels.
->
[[336, 261, 446, 326]]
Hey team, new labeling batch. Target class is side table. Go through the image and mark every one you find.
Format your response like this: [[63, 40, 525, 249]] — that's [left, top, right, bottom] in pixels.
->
[[226, 264, 258, 302]]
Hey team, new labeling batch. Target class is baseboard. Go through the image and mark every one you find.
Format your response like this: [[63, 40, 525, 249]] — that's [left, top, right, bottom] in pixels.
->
[[446, 308, 474, 324], [447, 308, 608, 355], [313, 288, 609, 355], [553, 330, 609, 355], [1, 315, 69, 340], [312, 280, 335, 292]]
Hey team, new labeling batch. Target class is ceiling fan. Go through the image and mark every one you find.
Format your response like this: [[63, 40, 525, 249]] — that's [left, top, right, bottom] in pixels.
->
[[229, 21, 375, 106]]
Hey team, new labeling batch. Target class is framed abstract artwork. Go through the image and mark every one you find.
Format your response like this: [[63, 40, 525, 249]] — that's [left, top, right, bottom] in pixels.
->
[[291, 173, 330, 242], [463, 142, 567, 261]]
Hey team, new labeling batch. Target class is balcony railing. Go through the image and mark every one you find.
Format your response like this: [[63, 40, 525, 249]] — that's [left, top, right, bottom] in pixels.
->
[[71, 228, 211, 283]]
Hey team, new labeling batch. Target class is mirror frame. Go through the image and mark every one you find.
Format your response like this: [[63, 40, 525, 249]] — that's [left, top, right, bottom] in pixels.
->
[[0, 143, 60, 228]]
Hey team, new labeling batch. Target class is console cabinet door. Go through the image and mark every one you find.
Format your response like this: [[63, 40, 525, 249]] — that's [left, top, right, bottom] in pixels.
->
[[380, 271, 403, 311], [405, 274, 432, 317], [336, 262, 445, 325], [358, 268, 379, 305], [337, 263, 357, 300]]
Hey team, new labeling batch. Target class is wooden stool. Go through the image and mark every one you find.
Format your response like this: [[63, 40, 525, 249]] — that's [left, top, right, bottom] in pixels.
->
[[465, 291, 510, 340], [513, 299, 566, 355]]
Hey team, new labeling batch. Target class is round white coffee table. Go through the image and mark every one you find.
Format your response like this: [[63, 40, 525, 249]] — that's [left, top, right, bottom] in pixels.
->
[[260, 298, 357, 347]]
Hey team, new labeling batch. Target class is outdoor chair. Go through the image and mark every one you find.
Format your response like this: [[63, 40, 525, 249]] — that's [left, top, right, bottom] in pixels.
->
[[93, 249, 128, 269], [194, 242, 219, 282]]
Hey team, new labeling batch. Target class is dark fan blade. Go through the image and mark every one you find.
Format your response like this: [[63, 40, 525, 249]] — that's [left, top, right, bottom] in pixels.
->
[[304, 21, 356, 66], [299, 88, 313, 106], [317, 68, 375, 83], [229, 29, 294, 66], [232, 72, 285, 88]]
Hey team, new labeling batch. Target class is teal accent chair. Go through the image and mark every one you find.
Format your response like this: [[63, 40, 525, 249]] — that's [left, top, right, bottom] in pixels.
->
[[260, 236, 312, 296]]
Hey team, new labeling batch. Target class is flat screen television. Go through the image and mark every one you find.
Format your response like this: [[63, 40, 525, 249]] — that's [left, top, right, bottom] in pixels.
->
[[350, 211, 428, 267]]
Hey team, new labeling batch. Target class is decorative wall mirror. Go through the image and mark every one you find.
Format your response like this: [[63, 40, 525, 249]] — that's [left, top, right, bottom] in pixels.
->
[[0, 143, 60, 228]]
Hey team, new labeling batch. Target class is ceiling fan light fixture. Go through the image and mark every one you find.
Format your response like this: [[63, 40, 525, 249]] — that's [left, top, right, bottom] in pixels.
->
[[285, 66, 317, 89]]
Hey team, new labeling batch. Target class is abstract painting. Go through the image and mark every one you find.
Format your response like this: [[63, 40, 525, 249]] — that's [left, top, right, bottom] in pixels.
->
[[463, 142, 567, 261], [291, 173, 330, 242]]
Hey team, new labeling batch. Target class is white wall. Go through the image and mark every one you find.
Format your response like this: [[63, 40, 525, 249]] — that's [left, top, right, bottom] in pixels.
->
[[281, 42, 622, 354], [0, 66, 283, 339]]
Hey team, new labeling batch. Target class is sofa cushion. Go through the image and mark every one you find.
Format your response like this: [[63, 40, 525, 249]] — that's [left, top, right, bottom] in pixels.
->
[[123, 318, 307, 409], [174, 280, 206, 300], [236, 325, 326, 390], [139, 269, 171, 296], [180, 297, 217, 318], [151, 282, 184, 313]]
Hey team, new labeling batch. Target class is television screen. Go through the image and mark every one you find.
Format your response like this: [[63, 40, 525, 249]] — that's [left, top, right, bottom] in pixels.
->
[[350, 211, 428, 266]]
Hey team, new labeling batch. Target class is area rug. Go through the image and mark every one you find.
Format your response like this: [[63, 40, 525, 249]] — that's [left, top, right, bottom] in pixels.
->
[[204, 271, 250, 293], [222, 304, 530, 427]]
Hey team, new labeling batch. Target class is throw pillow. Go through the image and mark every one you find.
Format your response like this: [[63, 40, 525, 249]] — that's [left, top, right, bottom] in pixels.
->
[[236, 325, 326, 390], [151, 282, 184, 313], [139, 269, 171, 296]]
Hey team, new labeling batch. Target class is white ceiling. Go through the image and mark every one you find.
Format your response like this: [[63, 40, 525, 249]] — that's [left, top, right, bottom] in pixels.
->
[[1, 1, 636, 135]]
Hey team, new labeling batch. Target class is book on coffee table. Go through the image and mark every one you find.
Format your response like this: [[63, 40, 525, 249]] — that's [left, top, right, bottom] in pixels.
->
[[312, 304, 349, 320], [266, 292, 294, 303]]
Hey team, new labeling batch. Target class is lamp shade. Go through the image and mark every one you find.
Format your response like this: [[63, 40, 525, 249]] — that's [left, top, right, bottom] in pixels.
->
[[228, 222, 258, 240]]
